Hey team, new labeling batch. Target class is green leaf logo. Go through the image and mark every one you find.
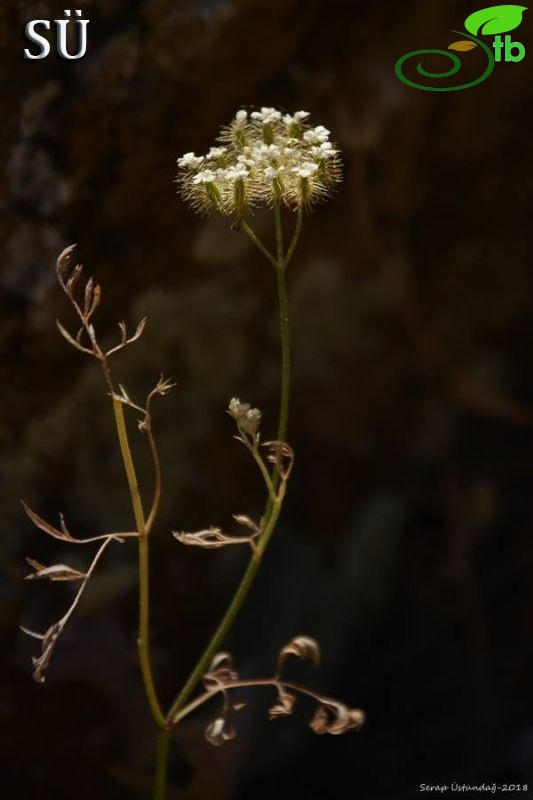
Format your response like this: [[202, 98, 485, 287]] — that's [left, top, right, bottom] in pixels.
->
[[464, 5, 527, 36]]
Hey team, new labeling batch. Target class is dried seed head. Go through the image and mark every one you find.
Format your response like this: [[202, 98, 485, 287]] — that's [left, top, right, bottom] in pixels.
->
[[263, 440, 294, 480], [203, 652, 239, 690], [173, 522, 260, 551], [205, 717, 237, 747], [177, 108, 342, 218], [269, 689, 296, 720], [309, 699, 365, 735], [277, 635, 320, 677]]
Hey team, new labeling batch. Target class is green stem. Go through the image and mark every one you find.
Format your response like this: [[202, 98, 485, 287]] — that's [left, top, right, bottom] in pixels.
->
[[275, 260, 290, 444], [283, 207, 303, 270], [167, 498, 283, 726], [111, 397, 166, 730], [274, 204, 284, 263], [165, 210, 299, 726], [250, 443, 278, 505], [153, 730, 171, 800]]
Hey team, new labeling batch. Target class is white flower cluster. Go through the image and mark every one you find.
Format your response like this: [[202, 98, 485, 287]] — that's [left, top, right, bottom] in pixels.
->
[[177, 107, 342, 218], [228, 397, 262, 437]]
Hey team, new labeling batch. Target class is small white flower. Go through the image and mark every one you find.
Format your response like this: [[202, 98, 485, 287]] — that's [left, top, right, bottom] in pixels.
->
[[303, 126, 331, 144], [251, 107, 282, 124], [224, 165, 249, 181], [177, 152, 204, 168], [228, 397, 262, 436], [192, 169, 217, 185], [243, 408, 262, 434], [293, 162, 318, 179], [207, 146, 227, 160], [311, 142, 335, 159], [264, 166, 284, 180], [237, 154, 256, 168], [235, 110, 248, 123], [283, 110, 310, 125], [229, 397, 248, 416]]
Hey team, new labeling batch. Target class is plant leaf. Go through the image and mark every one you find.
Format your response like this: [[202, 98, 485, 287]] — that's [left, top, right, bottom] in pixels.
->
[[24, 558, 86, 582], [464, 5, 527, 36], [448, 40, 478, 51], [20, 621, 63, 683], [21, 502, 77, 543]]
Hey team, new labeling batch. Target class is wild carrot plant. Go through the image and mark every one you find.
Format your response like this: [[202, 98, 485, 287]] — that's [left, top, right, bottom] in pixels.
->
[[22, 108, 364, 800]]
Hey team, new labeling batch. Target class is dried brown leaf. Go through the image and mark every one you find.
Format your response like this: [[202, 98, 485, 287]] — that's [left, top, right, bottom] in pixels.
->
[[24, 558, 86, 582], [22, 502, 76, 543], [90, 283, 101, 316], [278, 636, 320, 671], [56, 320, 93, 355], [173, 527, 254, 549], [131, 317, 147, 342], [232, 514, 261, 534], [83, 277, 94, 315], [309, 698, 365, 735], [21, 621, 62, 684], [66, 264, 83, 296], [56, 244, 77, 279]]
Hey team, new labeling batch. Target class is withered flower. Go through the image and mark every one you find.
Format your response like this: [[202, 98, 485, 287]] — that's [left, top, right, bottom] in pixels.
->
[[310, 699, 366, 736], [205, 717, 237, 747], [268, 689, 296, 719]]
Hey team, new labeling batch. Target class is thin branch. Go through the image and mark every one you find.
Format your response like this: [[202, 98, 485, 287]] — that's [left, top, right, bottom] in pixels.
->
[[282, 206, 303, 270], [241, 222, 279, 269], [169, 678, 347, 727], [238, 437, 278, 506], [21, 536, 114, 683], [21, 501, 137, 545], [59, 537, 114, 628]]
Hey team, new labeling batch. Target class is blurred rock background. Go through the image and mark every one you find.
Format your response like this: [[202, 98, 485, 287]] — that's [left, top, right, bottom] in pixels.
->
[[1, 1, 533, 797]]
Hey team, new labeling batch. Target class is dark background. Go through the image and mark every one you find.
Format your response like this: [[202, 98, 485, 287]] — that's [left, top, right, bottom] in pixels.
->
[[1, 1, 533, 798]]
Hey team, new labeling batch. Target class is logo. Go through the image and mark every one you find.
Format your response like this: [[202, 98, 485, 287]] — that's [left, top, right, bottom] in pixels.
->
[[24, 9, 89, 61], [395, 4, 527, 91]]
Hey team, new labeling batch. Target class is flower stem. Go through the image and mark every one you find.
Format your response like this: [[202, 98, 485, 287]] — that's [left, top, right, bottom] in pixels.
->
[[167, 495, 284, 726], [275, 259, 290, 444], [165, 211, 299, 726], [153, 730, 171, 800], [111, 396, 166, 730], [241, 222, 279, 269]]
